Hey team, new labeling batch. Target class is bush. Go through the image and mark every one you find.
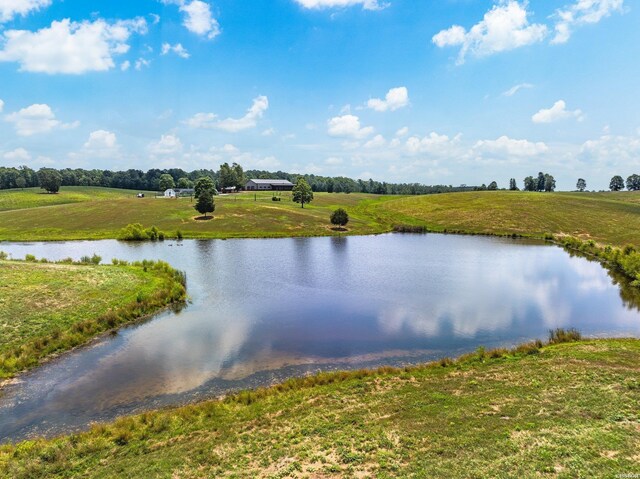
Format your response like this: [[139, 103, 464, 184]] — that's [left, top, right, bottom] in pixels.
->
[[0, 251, 7, 260], [548, 328, 582, 344], [176, 230, 183, 240], [25, 254, 37, 262], [119, 223, 166, 242], [330, 208, 349, 228], [119, 223, 146, 241], [271, 196, 281, 202]]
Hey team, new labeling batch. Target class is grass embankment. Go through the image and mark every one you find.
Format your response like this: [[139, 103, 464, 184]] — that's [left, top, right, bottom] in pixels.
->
[[0, 258, 186, 379], [0, 187, 398, 241], [1, 337, 639, 478], [379, 191, 640, 247]]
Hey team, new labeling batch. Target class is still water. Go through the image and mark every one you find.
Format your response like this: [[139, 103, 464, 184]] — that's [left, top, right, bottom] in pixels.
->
[[1, 234, 639, 442]]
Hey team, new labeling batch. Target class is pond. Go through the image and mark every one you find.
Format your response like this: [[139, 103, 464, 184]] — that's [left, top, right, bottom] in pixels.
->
[[1, 234, 639, 443]]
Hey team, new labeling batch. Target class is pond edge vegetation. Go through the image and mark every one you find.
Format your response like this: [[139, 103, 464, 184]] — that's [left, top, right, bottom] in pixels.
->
[[0, 255, 187, 380], [0, 328, 604, 475]]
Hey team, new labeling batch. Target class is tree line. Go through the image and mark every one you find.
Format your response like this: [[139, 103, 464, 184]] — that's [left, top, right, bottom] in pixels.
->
[[6, 163, 640, 195], [0, 164, 481, 196]]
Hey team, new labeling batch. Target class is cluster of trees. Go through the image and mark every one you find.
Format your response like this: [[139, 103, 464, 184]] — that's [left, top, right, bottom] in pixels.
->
[[522, 172, 557, 192], [0, 165, 480, 196]]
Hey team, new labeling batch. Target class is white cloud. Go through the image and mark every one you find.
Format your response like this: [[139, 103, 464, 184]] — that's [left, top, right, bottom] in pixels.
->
[[580, 132, 640, 168], [502, 82, 534, 96], [163, 0, 220, 39], [135, 58, 150, 70], [364, 134, 386, 149], [367, 87, 409, 112], [149, 133, 183, 155], [473, 135, 548, 156], [293, 0, 388, 11], [161, 43, 190, 58], [532, 100, 584, 123], [84, 130, 118, 150], [552, 0, 624, 44], [5, 103, 78, 136], [0, 99, 3, 113], [0, 18, 148, 74], [405, 132, 462, 155], [120, 60, 130, 71], [395, 126, 409, 137], [182, 0, 220, 38], [327, 114, 374, 139], [0, 0, 50, 23], [432, 1, 547, 64], [185, 96, 269, 133], [3, 147, 31, 161]]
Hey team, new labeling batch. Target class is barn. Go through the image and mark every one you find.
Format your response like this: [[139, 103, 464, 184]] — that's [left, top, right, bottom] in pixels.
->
[[245, 179, 294, 191]]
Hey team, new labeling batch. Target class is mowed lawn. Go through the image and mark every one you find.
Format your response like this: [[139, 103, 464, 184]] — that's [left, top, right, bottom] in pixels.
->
[[1, 339, 639, 478], [0, 260, 186, 378], [379, 191, 640, 247], [0, 188, 398, 241], [0, 187, 149, 212]]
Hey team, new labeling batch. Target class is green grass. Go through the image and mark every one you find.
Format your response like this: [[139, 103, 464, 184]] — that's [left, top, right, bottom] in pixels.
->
[[0, 188, 399, 241], [0, 259, 186, 379], [378, 191, 640, 247], [3, 187, 640, 247], [2, 338, 639, 478], [0, 187, 149, 212]]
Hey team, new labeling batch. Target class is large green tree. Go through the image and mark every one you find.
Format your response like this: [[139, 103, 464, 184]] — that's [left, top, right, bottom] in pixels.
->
[[544, 174, 556, 192], [610, 175, 625, 191], [487, 181, 498, 191], [37, 168, 62, 194], [159, 174, 175, 192], [194, 191, 215, 218], [292, 178, 314, 208], [576, 178, 587, 192], [194, 176, 216, 198], [177, 177, 193, 189], [523, 176, 536, 192], [509, 178, 518, 191], [218, 163, 238, 190], [627, 174, 640, 191]]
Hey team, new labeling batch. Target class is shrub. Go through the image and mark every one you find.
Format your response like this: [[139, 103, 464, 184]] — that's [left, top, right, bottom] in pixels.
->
[[0, 251, 8, 260], [330, 208, 349, 228], [119, 223, 146, 241], [548, 328, 582, 344], [90, 254, 101, 265], [25, 254, 37, 262], [119, 223, 166, 241], [176, 230, 183, 240], [624, 244, 636, 255]]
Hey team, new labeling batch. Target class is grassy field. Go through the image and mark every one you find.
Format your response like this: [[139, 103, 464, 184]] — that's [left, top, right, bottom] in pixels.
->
[[0, 259, 186, 379], [0, 187, 397, 241], [0, 187, 150, 212], [2, 187, 640, 246], [379, 191, 640, 247], [1, 338, 639, 478]]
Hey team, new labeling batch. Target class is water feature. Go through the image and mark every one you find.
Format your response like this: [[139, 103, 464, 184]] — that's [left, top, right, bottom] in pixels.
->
[[1, 234, 639, 442]]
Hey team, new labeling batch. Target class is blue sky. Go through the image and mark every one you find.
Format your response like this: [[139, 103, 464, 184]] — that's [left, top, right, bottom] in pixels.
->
[[0, 0, 637, 190]]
